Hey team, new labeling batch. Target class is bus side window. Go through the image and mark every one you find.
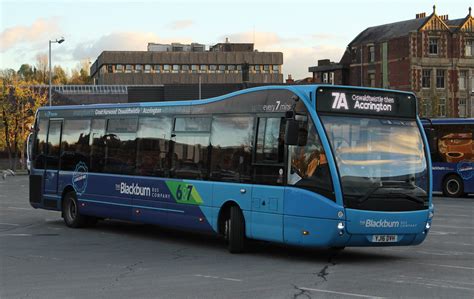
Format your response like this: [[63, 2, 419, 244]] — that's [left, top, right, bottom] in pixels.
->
[[60, 119, 91, 171], [90, 119, 106, 173], [288, 120, 335, 201], [210, 116, 254, 183], [136, 117, 172, 177], [33, 118, 48, 169], [170, 117, 211, 180], [105, 118, 138, 175]]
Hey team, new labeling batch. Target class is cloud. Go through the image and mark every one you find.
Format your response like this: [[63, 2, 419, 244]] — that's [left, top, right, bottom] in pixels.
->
[[282, 45, 344, 79], [168, 20, 194, 30], [219, 31, 298, 48], [0, 17, 61, 52], [73, 32, 164, 60], [219, 31, 345, 79]]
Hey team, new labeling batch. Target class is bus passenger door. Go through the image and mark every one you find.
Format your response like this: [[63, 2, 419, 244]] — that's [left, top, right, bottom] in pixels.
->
[[43, 119, 63, 197], [250, 117, 286, 242], [251, 184, 284, 242]]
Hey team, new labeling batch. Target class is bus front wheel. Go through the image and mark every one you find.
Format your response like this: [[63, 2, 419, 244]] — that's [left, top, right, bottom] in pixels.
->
[[443, 175, 464, 198], [225, 206, 246, 253], [62, 191, 94, 228]]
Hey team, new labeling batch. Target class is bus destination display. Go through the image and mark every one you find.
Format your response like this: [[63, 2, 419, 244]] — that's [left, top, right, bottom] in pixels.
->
[[316, 87, 417, 118]]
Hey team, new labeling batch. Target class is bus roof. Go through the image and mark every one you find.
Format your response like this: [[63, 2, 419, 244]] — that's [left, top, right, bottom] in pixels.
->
[[38, 84, 415, 111], [421, 118, 474, 126]]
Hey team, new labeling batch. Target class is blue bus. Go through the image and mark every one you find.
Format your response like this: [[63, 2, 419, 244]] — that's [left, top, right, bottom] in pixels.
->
[[422, 118, 473, 197], [30, 85, 433, 252]]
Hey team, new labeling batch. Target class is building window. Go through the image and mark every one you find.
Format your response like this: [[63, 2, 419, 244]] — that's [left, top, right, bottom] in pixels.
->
[[191, 65, 198, 73], [144, 65, 151, 73], [163, 65, 170, 73], [458, 98, 466, 117], [436, 69, 445, 89], [422, 69, 431, 88], [429, 38, 439, 55], [135, 65, 143, 73], [200, 65, 207, 72], [125, 65, 133, 73], [209, 65, 217, 73], [181, 65, 190, 73], [466, 40, 473, 57], [322, 73, 328, 83], [263, 65, 270, 73], [172, 65, 180, 73], [254, 65, 261, 74], [368, 45, 375, 62], [369, 73, 375, 87], [218, 65, 225, 73], [329, 72, 334, 84], [107, 65, 113, 73], [438, 98, 446, 117], [273, 65, 280, 74], [422, 101, 430, 117], [459, 70, 467, 90], [228, 65, 236, 73], [154, 65, 161, 73], [116, 64, 124, 73], [351, 47, 357, 62]]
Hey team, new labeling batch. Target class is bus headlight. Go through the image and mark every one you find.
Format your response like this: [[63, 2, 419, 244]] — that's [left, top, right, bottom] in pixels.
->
[[425, 222, 431, 230], [429, 211, 434, 219]]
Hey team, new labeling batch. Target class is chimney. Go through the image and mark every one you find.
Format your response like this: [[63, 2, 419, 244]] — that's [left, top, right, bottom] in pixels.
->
[[440, 14, 449, 21], [416, 12, 426, 19], [225, 37, 229, 43]]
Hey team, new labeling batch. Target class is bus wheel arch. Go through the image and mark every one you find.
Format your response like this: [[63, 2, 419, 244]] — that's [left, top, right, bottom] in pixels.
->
[[442, 173, 464, 198], [61, 185, 75, 217], [217, 201, 246, 253], [61, 188, 97, 228]]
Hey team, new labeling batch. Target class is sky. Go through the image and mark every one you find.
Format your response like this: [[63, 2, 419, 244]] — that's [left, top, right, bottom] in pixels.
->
[[0, 0, 471, 79]]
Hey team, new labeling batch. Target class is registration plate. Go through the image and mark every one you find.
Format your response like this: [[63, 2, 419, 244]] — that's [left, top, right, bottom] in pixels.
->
[[372, 235, 398, 243]]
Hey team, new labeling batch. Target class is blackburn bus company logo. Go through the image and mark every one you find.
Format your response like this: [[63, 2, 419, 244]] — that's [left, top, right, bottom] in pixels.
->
[[72, 162, 89, 195], [360, 219, 400, 228], [457, 160, 474, 180]]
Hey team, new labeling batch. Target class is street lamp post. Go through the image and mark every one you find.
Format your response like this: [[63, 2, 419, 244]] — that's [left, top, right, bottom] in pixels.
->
[[49, 37, 65, 106]]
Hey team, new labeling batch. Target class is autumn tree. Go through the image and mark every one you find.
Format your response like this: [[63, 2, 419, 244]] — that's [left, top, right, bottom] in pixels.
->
[[53, 65, 68, 84], [35, 53, 48, 84], [0, 75, 47, 170]]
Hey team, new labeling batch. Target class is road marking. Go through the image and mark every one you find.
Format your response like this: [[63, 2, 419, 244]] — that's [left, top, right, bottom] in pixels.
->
[[432, 224, 472, 229], [6, 207, 32, 210], [383, 277, 474, 291], [0, 234, 32, 237], [435, 214, 471, 218], [383, 247, 474, 257], [411, 262, 474, 271], [0, 223, 20, 226], [429, 230, 456, 235], [298, 287, 384, 298], [194, 274, 242, 282]]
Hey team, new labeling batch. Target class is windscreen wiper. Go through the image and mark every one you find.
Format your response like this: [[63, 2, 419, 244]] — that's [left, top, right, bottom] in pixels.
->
[[387, 192, 426, 205], [355, 184, 422, 205]]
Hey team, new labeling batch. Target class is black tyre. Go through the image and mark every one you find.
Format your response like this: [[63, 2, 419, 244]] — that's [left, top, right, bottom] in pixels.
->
[[62, 191, 89, 228], [443, 174, 464, 198], [225, 206, 246, 253]]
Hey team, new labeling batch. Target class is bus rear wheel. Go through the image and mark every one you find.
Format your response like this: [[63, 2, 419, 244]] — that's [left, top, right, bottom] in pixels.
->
[[443, 175, 464, 198], [225, 206, 246, 253], [62, 191, 93, 228]]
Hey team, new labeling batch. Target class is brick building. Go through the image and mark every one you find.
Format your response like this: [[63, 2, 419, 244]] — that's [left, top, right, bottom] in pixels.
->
[[308, 59, 349, 85], [90, 41, 283, 85], [309, 6, 474, 117]]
